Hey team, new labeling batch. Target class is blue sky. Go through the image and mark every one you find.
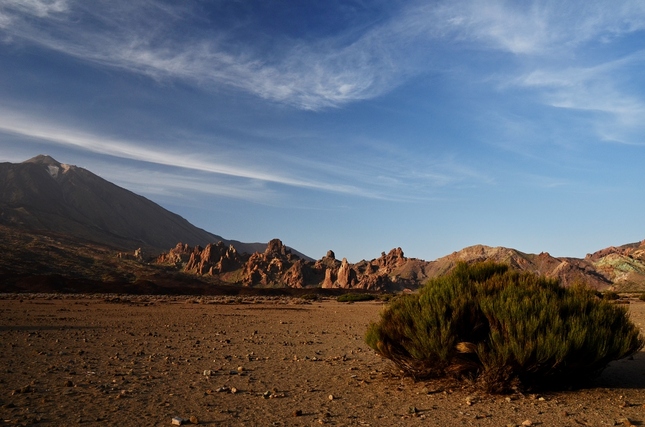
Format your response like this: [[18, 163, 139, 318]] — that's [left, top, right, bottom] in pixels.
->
[[1, 0, 644, 262]]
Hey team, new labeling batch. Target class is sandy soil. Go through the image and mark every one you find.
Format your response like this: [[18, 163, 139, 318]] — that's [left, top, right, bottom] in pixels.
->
[[2, 294, 645, 427]]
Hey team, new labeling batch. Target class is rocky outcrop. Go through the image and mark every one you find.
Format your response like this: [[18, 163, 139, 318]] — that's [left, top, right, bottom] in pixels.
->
[[155, 239, 645, 292], [241, 239, 325, 287], [322, 258, 358, 289], [117, 247, 144, 261], [156, 241, 245, 275], [185, 242, 244, 275], [155, 239, 423, 291], [156, 243, 193, 266], [321, 248, 422, 291], [585, 240, 645, 291]]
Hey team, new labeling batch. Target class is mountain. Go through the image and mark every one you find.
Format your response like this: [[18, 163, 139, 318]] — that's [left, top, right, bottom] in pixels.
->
[[1, 156, 643, 294], [0, 155, 267, 254]]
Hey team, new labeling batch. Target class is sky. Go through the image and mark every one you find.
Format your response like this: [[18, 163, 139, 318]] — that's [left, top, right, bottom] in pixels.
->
[[1, 0, 644, 262]]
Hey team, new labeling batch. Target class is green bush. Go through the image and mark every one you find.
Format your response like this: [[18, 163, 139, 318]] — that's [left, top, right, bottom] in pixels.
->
[[365, 262, 643, 392], [639, 293, 645, 302], [337, 293, 376, 303]]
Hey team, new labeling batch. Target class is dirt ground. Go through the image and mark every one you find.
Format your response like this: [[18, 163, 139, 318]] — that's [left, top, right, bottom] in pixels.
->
[[2, 294, 645, 426]]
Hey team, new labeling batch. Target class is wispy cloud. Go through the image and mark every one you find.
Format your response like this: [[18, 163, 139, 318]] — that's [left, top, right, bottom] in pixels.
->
[[0, 0, 68, 20], [92, 164, 280, 205], [0, 108, 363, 194], [427, 0, 645, 55], [3, 0, 645, 112], [513, 52, 645, 145], [413, 0, 645, 146], [0, 105, 489, 203], [0, 1, 405, 110]]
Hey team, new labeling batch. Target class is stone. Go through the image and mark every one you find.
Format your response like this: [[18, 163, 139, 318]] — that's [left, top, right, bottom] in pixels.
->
[[171, 416, 185, 425]]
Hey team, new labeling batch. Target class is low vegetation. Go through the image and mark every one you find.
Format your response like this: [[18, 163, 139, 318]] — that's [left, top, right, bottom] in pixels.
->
[[337, 293, 376, 303], [602, 290, 620, 300], [365, 262, 643, 392]]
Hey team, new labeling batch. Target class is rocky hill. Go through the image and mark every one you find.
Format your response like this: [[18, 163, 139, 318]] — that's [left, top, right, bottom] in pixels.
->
[[585, 241, 645, 291]]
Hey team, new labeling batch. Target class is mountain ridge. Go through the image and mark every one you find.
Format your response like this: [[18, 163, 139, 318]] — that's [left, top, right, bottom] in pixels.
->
[[153, 239, 645, 292], [1, 155, 643, 293]]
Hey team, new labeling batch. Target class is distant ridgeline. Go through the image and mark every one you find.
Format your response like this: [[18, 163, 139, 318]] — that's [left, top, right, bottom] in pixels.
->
[[154, 238, 645, 292], [1, 156, 644, 293]]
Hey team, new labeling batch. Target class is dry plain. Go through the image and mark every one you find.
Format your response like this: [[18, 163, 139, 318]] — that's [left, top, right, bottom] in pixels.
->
[[2, 294, 645, 426]]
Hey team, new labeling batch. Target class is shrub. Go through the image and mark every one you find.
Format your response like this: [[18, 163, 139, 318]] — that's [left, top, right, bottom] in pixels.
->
[[603, 291, 620, 301], [365, 262, 643, 393], [337, 293, 376, 303], [300, 293, 319, 301], [378, 293, 395, 302]]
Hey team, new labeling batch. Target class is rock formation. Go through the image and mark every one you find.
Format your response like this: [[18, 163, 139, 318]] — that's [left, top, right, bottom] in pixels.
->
[[154, 239, 645, 292], [156, 241, 245, 276], [585, 240, 645, 291], [185, 242, 244, 275], [156, 243, 193, 266], [241, 239, 324, 287]]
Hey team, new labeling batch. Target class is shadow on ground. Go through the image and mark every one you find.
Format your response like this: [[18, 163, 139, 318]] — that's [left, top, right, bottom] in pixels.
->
[[593, 350, 645, 389]]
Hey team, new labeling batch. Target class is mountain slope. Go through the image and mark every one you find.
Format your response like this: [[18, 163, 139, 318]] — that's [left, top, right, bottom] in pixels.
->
[[586, 241, 645, 291], [0, 155, 258, 253]]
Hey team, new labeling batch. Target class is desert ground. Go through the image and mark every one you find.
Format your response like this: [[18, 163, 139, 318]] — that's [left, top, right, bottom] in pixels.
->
[[2, 295, 645, 426]]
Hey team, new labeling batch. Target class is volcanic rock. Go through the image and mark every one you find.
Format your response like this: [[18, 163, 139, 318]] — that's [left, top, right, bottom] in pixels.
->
[[184, 242, 243, 275], [241, 239, 324, 287]]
